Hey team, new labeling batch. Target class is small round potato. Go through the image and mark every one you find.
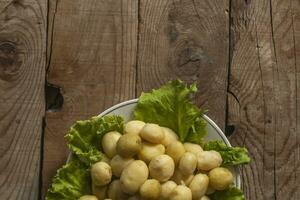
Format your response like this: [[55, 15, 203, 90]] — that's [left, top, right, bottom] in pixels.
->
[[79, 195, 98, 200], [197, 150, 222, 171], [116, 133, 142, 158], [205, 186, 215, 195], [160, 181, 177, 199], [189, 173, 209, 199], [139, 123, 164, 143], [171, 169, 194, 186], [139, 179, 161, 199], [107, 180, 129, 200], [127, 195, 141, 200], [92, 184, 107, 200], [102, 131, 122, 158], [183, 142, 203, 156], [91, 162, 112, 186], [110, 155, 134, 177], [138, 142, 165, 163], [166, 141, 186, 164], [161, 127, 178, 146], [120, 160, 149, 194], [100, 154, 111, 165], [169, 185, 192, 200], [124, 120, 146, 135], [178, 152, 197, 175], [199, 196, 210, 200], [208, 167, 233, 190], [149, 154, 175, 182]]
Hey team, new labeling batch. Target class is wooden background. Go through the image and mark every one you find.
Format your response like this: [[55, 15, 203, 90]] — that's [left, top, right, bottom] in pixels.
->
[[0, 0, 299, 199]]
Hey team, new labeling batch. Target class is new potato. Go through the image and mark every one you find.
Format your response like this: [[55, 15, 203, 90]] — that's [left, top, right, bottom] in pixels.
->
[[169, 185, 192, 200], [102, 131, 122, 158], [166, 141, 186, 164], [161, 127, 178, 146], [139, 179, 161, 199], [184, 142, 203, 156], [110, 155, 134, 177], [120, 160, 149, 194], [79, 195, 98, 200], [149, 154, 175, 182], [140, 123, 164, 143], [160, 181, 177, 199], [91, 162, 112, 186], [92, 184, 107, 200], [138, 142, 165, 163], [197, 150, 222, 171], [179, 152, 197, 175], [124, 120, 146, 135], [189, 173, 209, 199], [107, 180, 129, 200], [116, 133, 142, 158], [208, 167, 233, 190]]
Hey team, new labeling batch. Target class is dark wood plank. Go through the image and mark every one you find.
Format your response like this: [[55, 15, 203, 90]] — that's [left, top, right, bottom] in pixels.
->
[[137, 0, 229, 130], [0, 0, 46, 199], [228, 0, 299, 199], [42, 0, 138, 196]]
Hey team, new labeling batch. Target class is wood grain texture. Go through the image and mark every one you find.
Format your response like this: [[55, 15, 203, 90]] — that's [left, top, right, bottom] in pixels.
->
[[137, 0, 229, 130], [291, 0, 300, 198], [42, 0, 138, 196], [228, 0, 299, 199], [0, 0, 46, 199]]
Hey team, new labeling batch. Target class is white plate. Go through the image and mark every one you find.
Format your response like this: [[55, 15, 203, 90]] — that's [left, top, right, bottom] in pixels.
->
[[98, 99, 241, 188]]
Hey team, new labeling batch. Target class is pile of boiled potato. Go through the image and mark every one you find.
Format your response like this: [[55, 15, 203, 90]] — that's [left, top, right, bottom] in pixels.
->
[[79, 120, 234, 200]]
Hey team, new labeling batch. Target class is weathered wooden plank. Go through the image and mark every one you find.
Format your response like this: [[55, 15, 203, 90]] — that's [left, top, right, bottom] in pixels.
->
[[42, 0, 138, 196], [137, 0, 229, 130], [228, 0, 299, 199], [291, 0, 300, 199], [0, 0, 47, 199]]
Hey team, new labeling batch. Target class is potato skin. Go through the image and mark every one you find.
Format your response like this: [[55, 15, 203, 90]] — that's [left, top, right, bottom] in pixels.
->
[[107, 180, 129, 200], [161, 127, 178, 146], [120, 160, 149, 194], [138, 142, 165, 163], [110, 155, 134, 177], [197, 150, 222, 171], [102, 131, 122, 158], [208, 167, 233, 190], [92, 184, 107, 200], [189, 173, 209, 199], [139, 179, 161, 199], [160, 181, 177, 199], [149, 154, 175, 182], [178, 152, 197, 175], [79, 195, 98, 200], [139, 123, 165, 143], [169, 185, 192, 200], [116, 133, 142, 158], [124, 120, 146, 135], [171, 169, 194, 186], [91, 162, 112, 186], [183, 142, 203, 156], [166, 141, 186, 164]]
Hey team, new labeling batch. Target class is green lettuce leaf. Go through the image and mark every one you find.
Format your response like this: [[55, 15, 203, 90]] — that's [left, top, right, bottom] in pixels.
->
[[204, 141, 250, 167], [46, 156, 91, 200], [209, 186, 245, 200], [134, 80, 207, 143], [65, 115, 124, 164]]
